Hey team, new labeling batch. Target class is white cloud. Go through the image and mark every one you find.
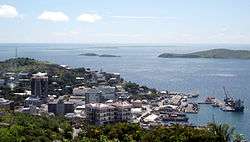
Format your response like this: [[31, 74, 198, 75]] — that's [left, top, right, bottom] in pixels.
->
[[77, 13, 102, 23], [0, 5, 18, 18], [38, 11, 69, 22]]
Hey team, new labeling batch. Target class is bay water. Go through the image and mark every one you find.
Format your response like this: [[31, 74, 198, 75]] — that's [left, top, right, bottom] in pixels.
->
[[0, 43, 250, 139]]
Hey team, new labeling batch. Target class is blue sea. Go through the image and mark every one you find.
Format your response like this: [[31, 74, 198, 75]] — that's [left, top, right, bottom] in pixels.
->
[[1, 43, 250, 139]]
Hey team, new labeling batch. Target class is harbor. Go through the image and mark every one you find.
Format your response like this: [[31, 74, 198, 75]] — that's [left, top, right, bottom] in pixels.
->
[[132, 90, 199, 128], [134, 87, 245, 128], [198, 87, 245, 113]]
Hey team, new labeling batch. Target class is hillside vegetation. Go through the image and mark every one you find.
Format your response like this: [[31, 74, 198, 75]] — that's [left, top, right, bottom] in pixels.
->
[[0, 113, 237, 142], [0, 113, 72, 141]]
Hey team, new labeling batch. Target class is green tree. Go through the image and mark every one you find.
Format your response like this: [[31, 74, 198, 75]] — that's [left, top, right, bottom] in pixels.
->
[[208, 123, 235, 142]]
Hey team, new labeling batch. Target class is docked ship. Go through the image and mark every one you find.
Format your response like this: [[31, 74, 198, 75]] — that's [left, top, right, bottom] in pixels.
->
[[222, 87, 244, 112]]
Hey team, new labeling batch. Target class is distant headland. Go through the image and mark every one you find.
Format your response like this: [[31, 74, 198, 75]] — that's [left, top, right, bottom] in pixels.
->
[[79, 53, 121, 57], [158, 49, 250, 59]]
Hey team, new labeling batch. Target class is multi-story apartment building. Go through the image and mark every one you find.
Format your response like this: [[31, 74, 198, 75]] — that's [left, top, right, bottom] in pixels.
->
[[31, 72, 48, 102], [25, 72, 48, 107], [48, 96, 74, 115], [112, 101, 132, 122], [85, 103, 115, 125], [85, 101, 132, 125]]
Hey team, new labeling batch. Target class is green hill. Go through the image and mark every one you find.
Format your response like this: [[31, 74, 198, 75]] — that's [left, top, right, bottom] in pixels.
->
[[0, 58, 84, 75], [0, 58, 86, 86], [158, 49, 250, 59]]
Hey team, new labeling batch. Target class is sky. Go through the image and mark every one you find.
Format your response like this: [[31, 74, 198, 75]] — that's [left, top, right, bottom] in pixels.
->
[[0, 0, 250, 44]]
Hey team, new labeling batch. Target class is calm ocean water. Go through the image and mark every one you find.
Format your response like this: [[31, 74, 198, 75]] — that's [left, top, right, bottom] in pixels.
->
[[1, 43, 250, 139]]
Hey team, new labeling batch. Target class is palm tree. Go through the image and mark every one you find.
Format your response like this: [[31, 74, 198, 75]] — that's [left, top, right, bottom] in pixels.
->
[[208, 123, 235, 142]]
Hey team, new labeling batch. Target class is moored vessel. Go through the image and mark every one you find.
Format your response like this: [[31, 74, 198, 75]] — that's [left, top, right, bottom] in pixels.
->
[[223, 87, 244, 112]]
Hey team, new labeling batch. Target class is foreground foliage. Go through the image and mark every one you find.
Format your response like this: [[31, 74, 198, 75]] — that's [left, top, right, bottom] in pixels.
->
[[76, 123, 235, 142], [0, 113, 241, 142], [0, 113, 72, 142]]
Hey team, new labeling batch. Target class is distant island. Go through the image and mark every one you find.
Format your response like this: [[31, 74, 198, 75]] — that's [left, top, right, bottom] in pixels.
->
[[158, 49, 250, 59], [79, 53, 121, 57], [80, 53, 99, 56]]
